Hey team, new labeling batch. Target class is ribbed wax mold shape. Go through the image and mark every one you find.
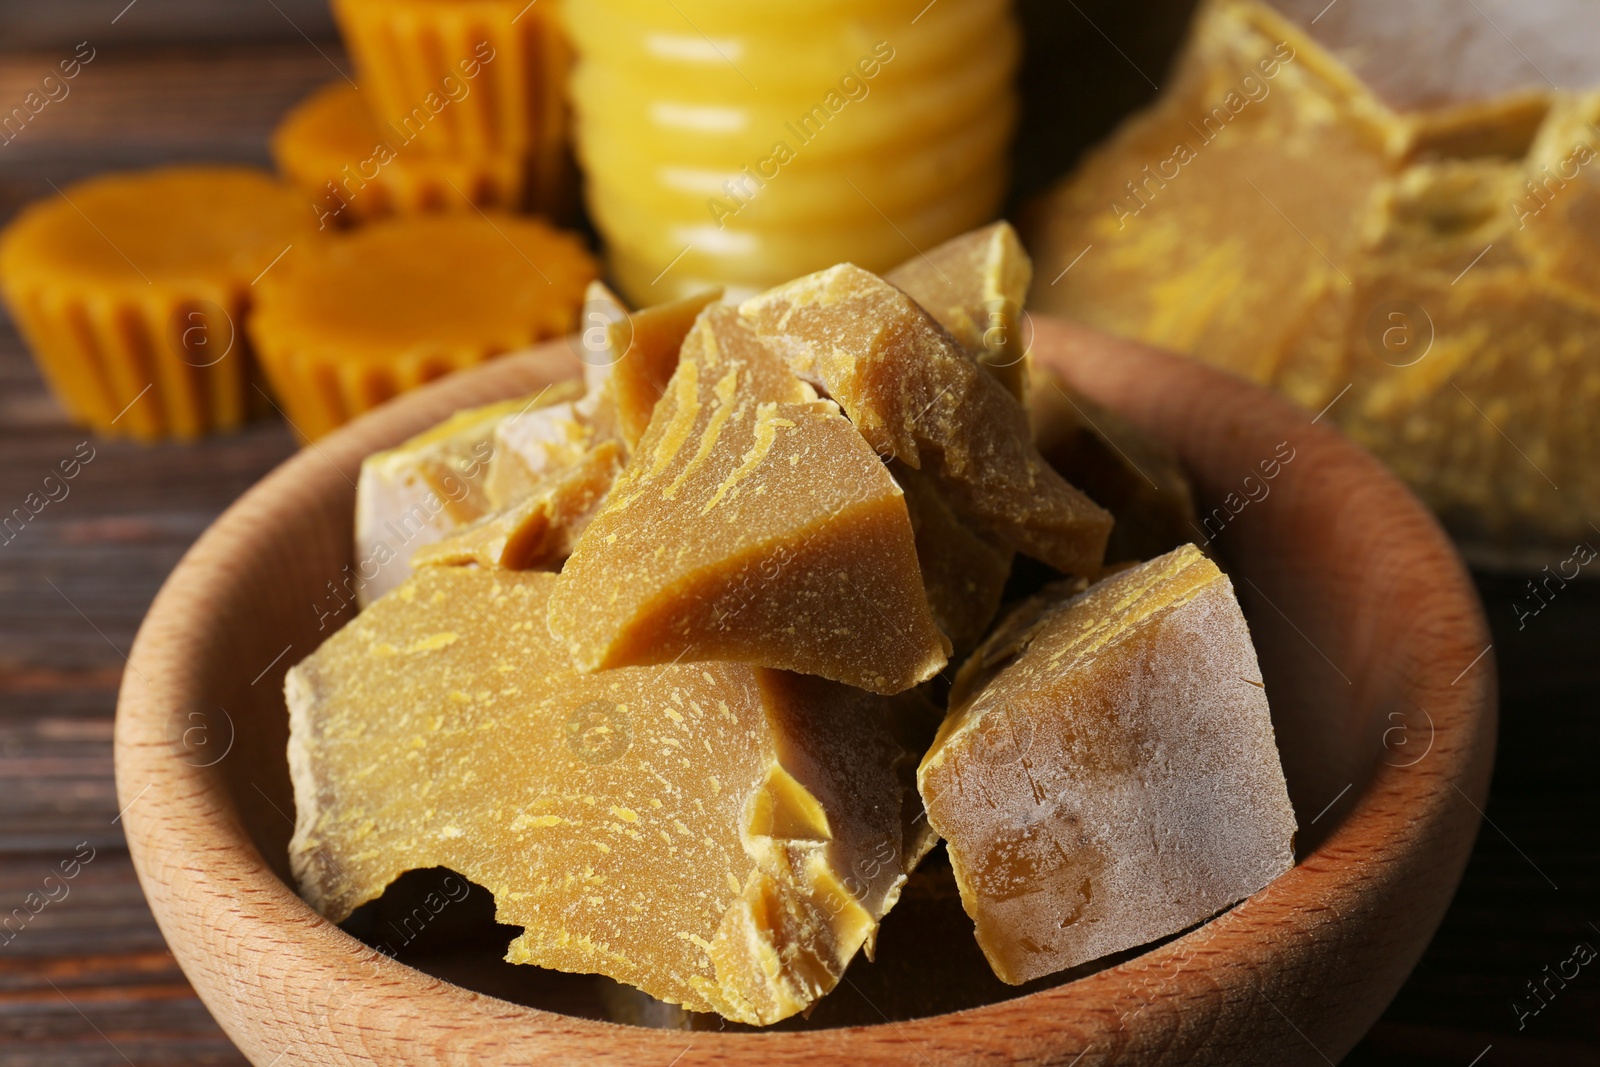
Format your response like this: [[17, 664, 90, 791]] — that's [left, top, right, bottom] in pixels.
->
[[0, 166, 318, 441], [248, 213, 596, 441], [330, 0, 576, 217], [273, 83, 534, 226]]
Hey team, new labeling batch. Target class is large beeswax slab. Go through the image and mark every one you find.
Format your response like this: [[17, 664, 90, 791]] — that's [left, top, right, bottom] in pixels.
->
[[411, 440, 624, 571], [354, 388, 579, 607], [885, 221, 1033, 401], [1028, 0, 1600, 549], [549, 304, 949, 695], [919, 545, 1296, 984], [739, 265, 1111, 576], [287, 568, 926, 1025]]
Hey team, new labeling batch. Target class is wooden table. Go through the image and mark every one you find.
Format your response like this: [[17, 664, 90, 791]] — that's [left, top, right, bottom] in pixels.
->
[[0, 28, 1596, 1067]]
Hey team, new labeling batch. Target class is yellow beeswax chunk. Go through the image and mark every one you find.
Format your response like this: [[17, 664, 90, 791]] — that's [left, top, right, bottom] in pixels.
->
[[484, 389, 597, 511], [548, 304, 949, 695], [1029, 366, 1201, 565], [1027, 0, 1600, 548], [287, 567, 928, 1025], [580, 281, 723, 451], [354, 388, 578, 606], [919, 545, 1296, 984], [738, 264, 1112, 576], [892, 461, 1012, 658], [885, 221, 1033, 401], [412, 439, 624, 570]]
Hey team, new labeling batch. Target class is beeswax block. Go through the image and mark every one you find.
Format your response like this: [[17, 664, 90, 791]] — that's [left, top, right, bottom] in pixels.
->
[[1028, 0, 1600, 549], [919, 545, 1296, 984], [580, 282, 723, 451], [893, 461, 1012, 658], [353, 389, 577, 606], [412, 439, 623, 570], [287, 568, 926, 1025], [738, 265, 1111, 576], [1029, 367, 1201, 564], [549, 304, 949, 694], [885, 221, 1033, 400]]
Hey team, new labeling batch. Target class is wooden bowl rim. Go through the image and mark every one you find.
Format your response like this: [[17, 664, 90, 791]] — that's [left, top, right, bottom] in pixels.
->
[[114, 315, 1497, 1063]]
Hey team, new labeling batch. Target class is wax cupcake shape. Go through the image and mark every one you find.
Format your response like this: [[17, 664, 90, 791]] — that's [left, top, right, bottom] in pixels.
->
[[248, 212, 596, 440], [0, 166, 317, 440], [330, 0, 575, 215], [273, 83, 533, 228]]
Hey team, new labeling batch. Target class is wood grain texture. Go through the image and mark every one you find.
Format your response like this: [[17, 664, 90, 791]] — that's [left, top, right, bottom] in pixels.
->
[[0, 39, 324, 1065], [110, 316, 1496, 1066]]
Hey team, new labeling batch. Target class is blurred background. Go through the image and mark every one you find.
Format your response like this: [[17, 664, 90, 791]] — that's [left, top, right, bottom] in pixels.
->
[[0, 0, 1595, 1063]]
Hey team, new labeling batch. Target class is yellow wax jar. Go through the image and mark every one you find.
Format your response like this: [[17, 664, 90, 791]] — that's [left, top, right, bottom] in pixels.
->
[[564, 0, 1020, 303]]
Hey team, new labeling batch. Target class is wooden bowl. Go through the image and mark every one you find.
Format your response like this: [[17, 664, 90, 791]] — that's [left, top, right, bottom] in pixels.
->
[[115, 315, 1496, 1066]]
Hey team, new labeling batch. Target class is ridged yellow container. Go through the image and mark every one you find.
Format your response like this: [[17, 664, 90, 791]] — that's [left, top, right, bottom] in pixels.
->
[[274, 83, 532, 226], [248, 212, 596, 440], [331, 0, 575, 216], [0, 166, 318, 441], [564, 0, 1020, 303]]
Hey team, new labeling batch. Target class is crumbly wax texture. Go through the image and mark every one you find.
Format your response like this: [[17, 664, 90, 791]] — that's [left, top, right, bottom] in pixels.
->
[[411, 438, 623, 571], [885, 221, 1033, 401], [919, 544, 1296, 984], [485, 389, 595, 511], [287, 568, 929, 1025], [548, 303, 949, 695], [583, 281, 723, 451], [1028, 0, 1600, 546], [738, 264, 1111, 576], [353, 387, 581, 606]]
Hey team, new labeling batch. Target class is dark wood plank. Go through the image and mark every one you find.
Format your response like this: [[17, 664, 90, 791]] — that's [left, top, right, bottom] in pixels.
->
[[0, 0, 336, 50], [0, 42, 350, 213], [0, 38, 318, 1067]]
